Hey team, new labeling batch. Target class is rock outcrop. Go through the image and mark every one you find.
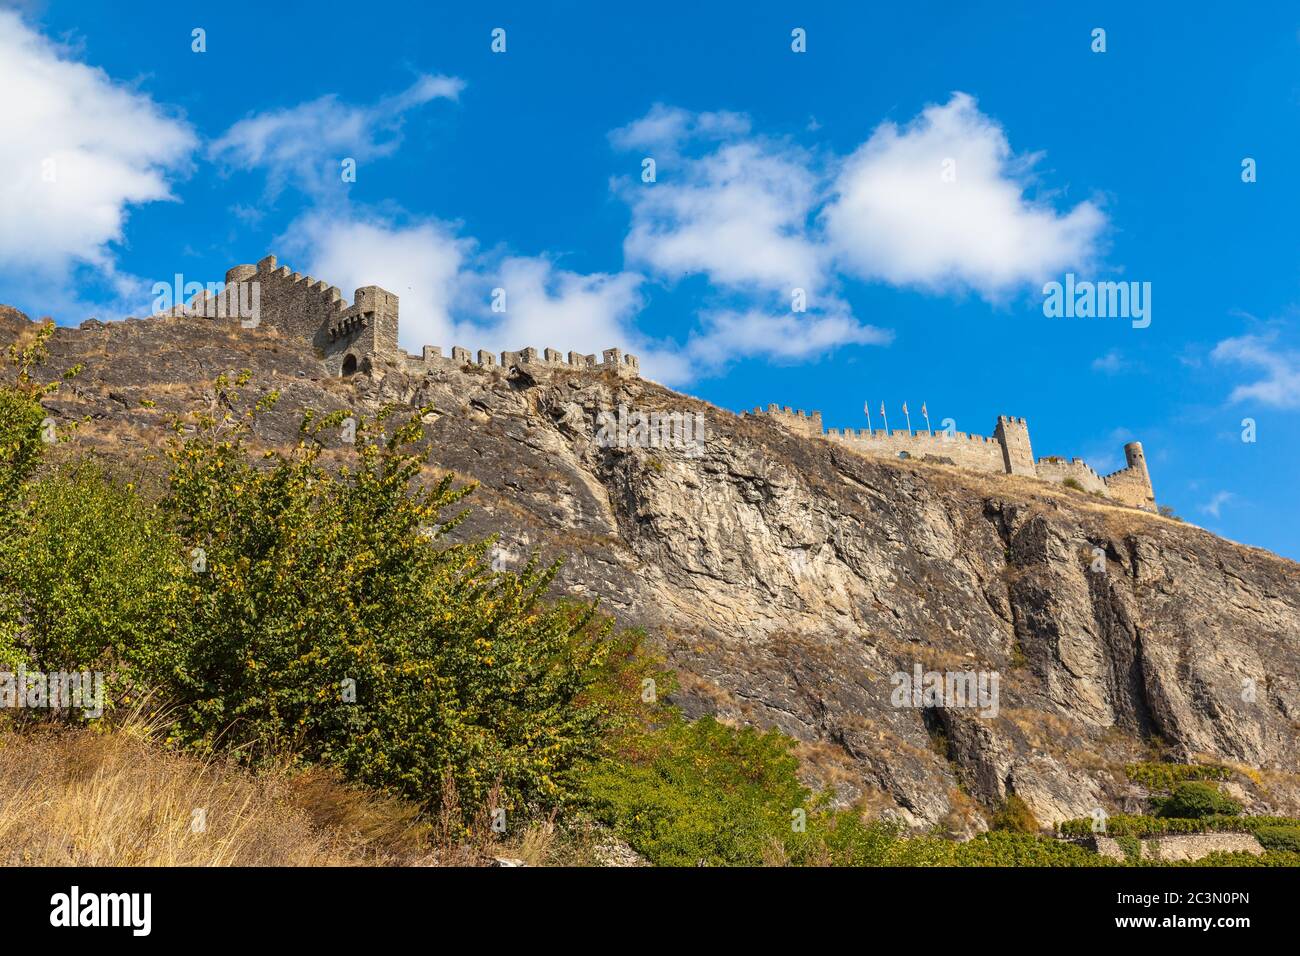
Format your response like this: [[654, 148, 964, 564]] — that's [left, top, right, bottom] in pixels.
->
[[7, 306, 1300, 833]]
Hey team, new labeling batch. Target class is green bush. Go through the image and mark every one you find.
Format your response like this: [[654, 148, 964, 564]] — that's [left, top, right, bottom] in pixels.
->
[[990, 794, 1040, 833], [0, 323, 85, 670], [0, 462, 180, 675], [1254, 826, 1300, 853], [577, 714, 814, 866], [148, 374, 650, 812], [1124, 762, 1231, 790], [1155, 781, 1242, 819], [1057, 813, 1300, 839], [1116, 835, 1142, 863], [950, 832, 1104, 867], [0, 322, 77, 509]]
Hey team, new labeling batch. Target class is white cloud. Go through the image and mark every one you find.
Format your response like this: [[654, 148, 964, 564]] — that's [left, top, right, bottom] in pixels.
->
[[822, 93, 1105, 297], [622, 139, 827, 294], [1091, 349, 1127, 374], [0, 9, 194, 291], [687, 304, 891, 369], [280, 211, 692, 383], [209, 75, 463, 198], [473, 256, 692, 383], [608, 103, 750, 159], [280, 210, 472, 349], [1201, 490, 1234, 519], [1211, 333, 1300, 409], [613, 107, 887, 371], [611, 95, 1108, 374]]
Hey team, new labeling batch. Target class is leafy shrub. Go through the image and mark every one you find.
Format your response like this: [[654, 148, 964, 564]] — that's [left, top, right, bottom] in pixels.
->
[[148, 375, 650, 812], [0, 323, 85, 670], [990, 794, 1040, 833], [1254, 826, 1300, 853], [0, 322, 77, 508], [1057, 813, 1300, 839], [1124, 762, 1231, 790], [1154, 781, 1241, 819], [1061, 477, 1084, 492], [0, 462, 180, 675], [950, 832, 1104, 867], [1116, 835, 1142, 862], [577, 714, 814, 866]]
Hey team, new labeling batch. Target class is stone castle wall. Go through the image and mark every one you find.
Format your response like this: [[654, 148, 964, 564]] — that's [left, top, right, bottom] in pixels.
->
[[167, 253, 640, 380], [1035, 457, 1109, 496], [749, 406, 1157, 511], [403, 344, 639, 378], [830, 427, 1007, 474]]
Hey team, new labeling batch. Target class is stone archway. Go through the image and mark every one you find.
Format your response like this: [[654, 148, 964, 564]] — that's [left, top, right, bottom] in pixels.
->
[[341, 353, 358, 376]]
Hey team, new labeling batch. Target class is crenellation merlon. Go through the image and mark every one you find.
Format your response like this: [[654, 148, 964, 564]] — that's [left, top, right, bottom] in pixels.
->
[[750, 405, 1157, 512]]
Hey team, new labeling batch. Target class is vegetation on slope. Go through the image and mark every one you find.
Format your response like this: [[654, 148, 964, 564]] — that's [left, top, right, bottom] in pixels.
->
[[1, 322, 1294, 867]]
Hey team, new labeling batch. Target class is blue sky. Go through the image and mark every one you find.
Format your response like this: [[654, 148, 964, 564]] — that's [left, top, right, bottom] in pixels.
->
[[2, 1, 1299, 558]]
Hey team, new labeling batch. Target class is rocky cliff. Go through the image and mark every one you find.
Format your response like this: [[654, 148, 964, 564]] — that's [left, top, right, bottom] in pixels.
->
[[7, 306, 1300, 831]]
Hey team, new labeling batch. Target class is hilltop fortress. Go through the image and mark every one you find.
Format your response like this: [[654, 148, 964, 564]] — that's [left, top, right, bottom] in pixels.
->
[[168, 254, 1156, 512], [748, 406, 1157, 512], [176, 254, 642, 379]]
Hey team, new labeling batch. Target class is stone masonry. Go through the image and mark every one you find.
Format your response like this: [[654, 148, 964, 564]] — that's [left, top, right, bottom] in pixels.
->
[[749, 406, 1157, 511], [169, 253, 641, 380]]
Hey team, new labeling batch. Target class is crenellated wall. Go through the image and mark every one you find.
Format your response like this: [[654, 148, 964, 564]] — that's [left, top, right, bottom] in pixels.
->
[[401, 343, 639, 377], [166, 254, 641, 381], [1035, 456, 1108, 496], [828, 426, 1007, 473], [1103, 443, 1157, 511], [749, 406, 1157, 511]]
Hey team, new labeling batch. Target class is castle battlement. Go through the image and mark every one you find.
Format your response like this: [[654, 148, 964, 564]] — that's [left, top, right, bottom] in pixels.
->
[[748, 406, 1157, 512], [400, 343, 638, 377], [168, 254, 640, 381]]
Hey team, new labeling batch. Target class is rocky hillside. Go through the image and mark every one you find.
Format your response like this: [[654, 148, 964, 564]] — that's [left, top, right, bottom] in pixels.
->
[[7, 305, 1300, 832]]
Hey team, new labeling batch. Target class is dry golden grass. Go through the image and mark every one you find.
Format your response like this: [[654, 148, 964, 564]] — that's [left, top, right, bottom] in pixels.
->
[[0, 715, 631, 867], [0, 717, 436, 866]]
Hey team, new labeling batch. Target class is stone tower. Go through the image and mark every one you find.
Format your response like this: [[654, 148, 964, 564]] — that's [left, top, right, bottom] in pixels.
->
[[994, 416, 1035, 477], [325, 286, 400, 375], [1106, 441, 1157, 511]]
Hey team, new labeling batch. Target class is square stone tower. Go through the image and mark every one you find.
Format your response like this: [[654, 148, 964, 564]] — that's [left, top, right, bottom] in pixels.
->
[[323, 286, 400, 375], [994, 416, 1035, 477]]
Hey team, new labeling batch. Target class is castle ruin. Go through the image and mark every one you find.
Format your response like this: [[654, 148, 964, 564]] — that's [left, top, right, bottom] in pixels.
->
[[749, 406, 1157, 512], [171, 254, 1155, 511], [177, 254, 641, 379]]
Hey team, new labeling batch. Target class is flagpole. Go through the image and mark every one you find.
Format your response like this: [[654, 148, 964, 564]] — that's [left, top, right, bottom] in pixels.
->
[[903, 402, 912, 435], [923, 402, 931, 435], [881, 403, 889, 436], [863, 401, 872, 435]]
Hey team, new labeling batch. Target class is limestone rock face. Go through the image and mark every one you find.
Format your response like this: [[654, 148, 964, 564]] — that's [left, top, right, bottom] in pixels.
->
[[11, 308, 1300, 831]]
